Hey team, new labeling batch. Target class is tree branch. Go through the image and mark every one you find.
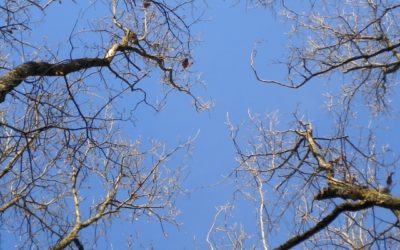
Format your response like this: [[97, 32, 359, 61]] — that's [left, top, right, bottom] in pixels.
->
[[0, 58, 109, 103], [273, 201, 374, 250]]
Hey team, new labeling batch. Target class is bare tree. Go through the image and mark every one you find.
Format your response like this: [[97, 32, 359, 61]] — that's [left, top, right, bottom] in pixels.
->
[[251, 0, 400, 115], [0, 0, 207, 249], [229, 113, 400, 249], [216, 0, 400, 249]]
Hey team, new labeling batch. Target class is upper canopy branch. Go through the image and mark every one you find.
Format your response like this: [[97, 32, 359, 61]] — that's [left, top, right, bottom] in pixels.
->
[[273, 123, 400, 249], [0, 30, 191, 105], [274, 200, 374, 250], [296, 125, 400, 210], [315, 180, 400, 210], [250, 1, 400, 115], [295, 125, 334, 178], [0, 0, 200, 107], [0, 58, 109, 103], [251, 40, 400, 89]]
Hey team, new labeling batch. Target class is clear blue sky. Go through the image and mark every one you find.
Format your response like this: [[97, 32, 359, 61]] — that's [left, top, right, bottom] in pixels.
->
[[126, 2, 330, 249], [5, 1, 389, 249]]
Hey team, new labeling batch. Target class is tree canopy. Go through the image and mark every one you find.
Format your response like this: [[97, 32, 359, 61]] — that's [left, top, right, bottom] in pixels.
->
[[1, 0, 400, 249]]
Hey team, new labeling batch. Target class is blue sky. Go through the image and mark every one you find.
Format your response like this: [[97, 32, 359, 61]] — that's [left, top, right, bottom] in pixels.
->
[[5, 0, 395, 249], [125, 1, 331, 249]]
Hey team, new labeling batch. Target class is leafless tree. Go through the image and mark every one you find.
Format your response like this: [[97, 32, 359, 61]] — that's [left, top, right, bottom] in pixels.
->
[[0, 0, 207, 249], [251, 0, 400, 116], [228, 112, 400, 249], [215, 0, 400, 249]]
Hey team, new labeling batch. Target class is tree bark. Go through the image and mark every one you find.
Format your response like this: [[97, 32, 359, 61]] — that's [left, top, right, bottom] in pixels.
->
[[0, 58, 109, 103]]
